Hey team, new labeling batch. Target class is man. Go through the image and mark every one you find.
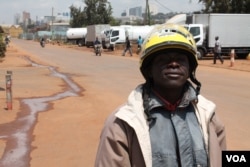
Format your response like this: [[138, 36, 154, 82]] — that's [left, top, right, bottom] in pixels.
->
[[94, 37, 101, 45], [40, 37, 45, 47], [214, 36, 224, 64], [95, 24, 226, 167], [5, 35, 10, 47], [122, 36, 133, 56], [94, 37, 102, 56], [137, 35, 143, 53]]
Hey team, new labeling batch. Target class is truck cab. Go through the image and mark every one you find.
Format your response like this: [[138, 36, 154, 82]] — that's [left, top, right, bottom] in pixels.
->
[[104, 25, 155, 51], [104, 27, 126, 50], [184, 24, 208, 59]]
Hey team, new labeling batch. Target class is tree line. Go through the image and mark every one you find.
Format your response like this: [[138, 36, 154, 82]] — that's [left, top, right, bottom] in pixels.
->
[[70, 0, 116, 27], [70, 0, 250, 27], [199, 0, 250, 13]]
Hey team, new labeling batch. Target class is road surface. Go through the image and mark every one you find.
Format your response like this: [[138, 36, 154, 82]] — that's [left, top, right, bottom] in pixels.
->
[[0, 39, 249, 167]]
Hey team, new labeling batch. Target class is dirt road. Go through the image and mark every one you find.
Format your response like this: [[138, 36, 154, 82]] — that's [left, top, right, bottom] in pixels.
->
[[0, 41, 250, 167], [0, 44, 124, 167]]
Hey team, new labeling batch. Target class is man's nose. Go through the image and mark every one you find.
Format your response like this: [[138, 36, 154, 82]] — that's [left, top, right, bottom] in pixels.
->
[[167, 61, 180, 68]]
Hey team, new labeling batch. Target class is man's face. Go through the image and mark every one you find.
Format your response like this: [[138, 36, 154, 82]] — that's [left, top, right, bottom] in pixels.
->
[[150, 52, 190, 90]]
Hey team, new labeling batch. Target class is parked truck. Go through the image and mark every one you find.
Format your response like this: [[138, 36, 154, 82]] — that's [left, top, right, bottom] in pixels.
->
[[85, 24, 110, 47], [104, 25, 155, 50], [184, 14, 250, 59], [66, 28, 87, 46]]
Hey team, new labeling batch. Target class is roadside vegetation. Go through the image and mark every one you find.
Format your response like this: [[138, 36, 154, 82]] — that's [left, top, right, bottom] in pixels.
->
[[199, 0, 250, 13], [0, 27, 6, 58], [69, 0, 250, 27]]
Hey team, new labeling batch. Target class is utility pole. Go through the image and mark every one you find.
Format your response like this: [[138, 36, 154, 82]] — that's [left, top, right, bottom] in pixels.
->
[[144, 0, 150, 25], [51, 7, 54, 40]]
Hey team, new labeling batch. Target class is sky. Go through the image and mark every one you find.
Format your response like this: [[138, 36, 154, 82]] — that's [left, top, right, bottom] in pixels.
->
[[0, 0, 204, 25]]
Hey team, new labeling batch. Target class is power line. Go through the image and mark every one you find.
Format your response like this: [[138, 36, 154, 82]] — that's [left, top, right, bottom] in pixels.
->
[[154, 0, 173, 12]]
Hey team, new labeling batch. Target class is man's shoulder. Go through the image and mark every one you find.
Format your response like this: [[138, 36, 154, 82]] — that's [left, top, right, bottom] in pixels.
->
[[196, 95, 216, 111]]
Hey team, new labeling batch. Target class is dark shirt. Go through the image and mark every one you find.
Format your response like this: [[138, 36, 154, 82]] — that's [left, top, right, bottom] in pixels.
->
[[94, 40, 101, 45], [126, 39, 131, 48], [147, 82, 208, 167]]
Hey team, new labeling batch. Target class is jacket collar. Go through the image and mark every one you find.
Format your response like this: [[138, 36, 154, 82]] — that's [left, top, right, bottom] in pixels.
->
[[148, 81, 198, 112]]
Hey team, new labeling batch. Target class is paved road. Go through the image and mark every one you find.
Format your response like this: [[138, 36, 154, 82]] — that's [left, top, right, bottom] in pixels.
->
[[13, 39, 144, 96], [3, 39, 250, 166], [13, 39, 250, 149]]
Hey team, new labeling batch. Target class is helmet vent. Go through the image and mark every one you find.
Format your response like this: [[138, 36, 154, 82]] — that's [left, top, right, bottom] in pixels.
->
[[168, 29, 187, 39], [189, 39, 194, 46], [169, 28, 194, 46]]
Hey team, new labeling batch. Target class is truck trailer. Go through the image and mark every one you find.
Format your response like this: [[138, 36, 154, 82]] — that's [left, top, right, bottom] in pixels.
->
[[185, 14, 250, 59], [104, 25, 155, 50], [85, 24, 110, 47], [66, 28, 87, 46]]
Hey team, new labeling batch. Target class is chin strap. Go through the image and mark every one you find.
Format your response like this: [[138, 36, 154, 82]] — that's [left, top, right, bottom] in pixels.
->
[[190, 71, 201, 96]]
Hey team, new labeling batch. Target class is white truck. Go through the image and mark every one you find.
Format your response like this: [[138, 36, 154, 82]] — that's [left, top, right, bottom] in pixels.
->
[[184, 14, 250, 59], [66, 28, 87, 46], [85, 24, 110, 47], [104, 25, 155, 50]]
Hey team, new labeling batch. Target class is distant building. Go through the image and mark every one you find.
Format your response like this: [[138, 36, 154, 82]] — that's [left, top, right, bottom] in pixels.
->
[[120, 7, 142, 17], [129, 6, 142, 17], [116, 15, 143, 25], [43, 16, 56, 24], [49, 22, 70, 32], [14, 13, 21, 25], [120, 5, 158, 17], [9, 25, 24, 38], [0, 24, 23, 38], [23, 11, 31, 23], [56, 12, 70, 22], [118, 5, 163, 24], [118, 6, 144, 24]]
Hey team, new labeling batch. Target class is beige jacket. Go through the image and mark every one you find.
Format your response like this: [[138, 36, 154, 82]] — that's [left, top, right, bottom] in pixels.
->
[[95, 85, 226, 167]]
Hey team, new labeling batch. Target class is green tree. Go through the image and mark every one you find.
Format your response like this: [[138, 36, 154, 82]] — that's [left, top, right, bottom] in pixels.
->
[[0, 34, 6, 58], [109, 17, 121, 26], [70, 0, 113, 27], [84, 0, 113, 25], [0, 26, 6, 57], [231, 0, 250, 13], [69, 5, 86, 27], [199, 0, 250, 13]]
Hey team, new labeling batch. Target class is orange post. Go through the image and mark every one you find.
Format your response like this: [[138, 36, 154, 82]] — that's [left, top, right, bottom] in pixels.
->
[[6, 71, 12, 110], [230, 49, 235, 67]]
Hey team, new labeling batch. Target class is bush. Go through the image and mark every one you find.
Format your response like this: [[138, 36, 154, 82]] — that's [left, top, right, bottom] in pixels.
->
[[0, 34, 6, 58]]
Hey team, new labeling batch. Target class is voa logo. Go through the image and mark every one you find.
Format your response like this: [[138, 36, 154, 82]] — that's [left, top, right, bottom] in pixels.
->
[[226, 154, 247, 163]]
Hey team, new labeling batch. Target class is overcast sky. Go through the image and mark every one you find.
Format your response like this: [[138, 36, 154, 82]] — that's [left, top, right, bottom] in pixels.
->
[[0, 0, 203, 24]]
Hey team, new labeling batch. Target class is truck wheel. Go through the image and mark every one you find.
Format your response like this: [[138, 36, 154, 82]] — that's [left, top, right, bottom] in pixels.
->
[[78, 42, 83, 47], [237, 53, 247, 59], [197, 49, 204, 60]]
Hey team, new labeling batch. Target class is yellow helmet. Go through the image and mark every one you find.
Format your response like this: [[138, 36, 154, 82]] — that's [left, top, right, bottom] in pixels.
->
[[140, 23, 201, 93]]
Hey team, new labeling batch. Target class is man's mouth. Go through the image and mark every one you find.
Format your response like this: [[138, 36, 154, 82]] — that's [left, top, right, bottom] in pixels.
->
[[164, 71, 182, 78]]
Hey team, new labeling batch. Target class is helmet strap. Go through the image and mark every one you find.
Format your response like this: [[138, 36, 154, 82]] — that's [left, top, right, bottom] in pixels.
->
[[190, 71, 201, 95]]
